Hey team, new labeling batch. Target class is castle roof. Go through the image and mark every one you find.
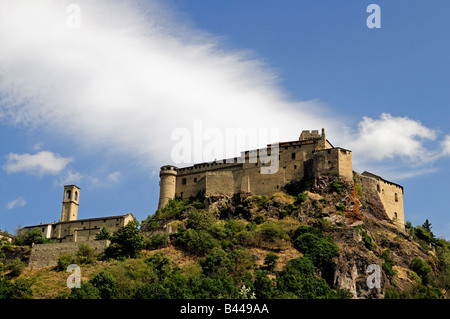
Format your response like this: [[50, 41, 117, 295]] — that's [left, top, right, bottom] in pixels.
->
[[21, 213, 134, 229]]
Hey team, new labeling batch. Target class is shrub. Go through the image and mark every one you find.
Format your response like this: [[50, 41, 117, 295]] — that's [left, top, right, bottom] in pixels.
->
[[56, 254, 74, 272], [105, 219, 144, 259], [69, 282, 101, 299], [145, 233, 169, 250], [6, 259, 25, 277], [381, 250, 397, 277], [175, 228, 218, 256], [361, 230, 374, 251], [263, 253, 279, 271], [293, 230, 339, 274], [13, 228, 49, 246], [95, 226, 111, 240], [276, 257, 335, 299], [0, 278, 33, 299], [186, 210, 216, 230], [90, 271, 118, 299], [258, 222, 289, 243], [295, 192, 307, 205], [75, 244, 97, 265], [410, 257, 433, 286], [331, 180, 345, 195]]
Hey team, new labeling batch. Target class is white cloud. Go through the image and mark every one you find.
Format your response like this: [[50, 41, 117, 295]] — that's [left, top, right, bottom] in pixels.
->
[[56, 169, 121, 188], [441, 135, 450, 157], [0, 0, 340, 168], [4, 151, 72, 176], [348, 113, 438, 165], [6, 197, 27, 210], [0, 0, 448, 181]]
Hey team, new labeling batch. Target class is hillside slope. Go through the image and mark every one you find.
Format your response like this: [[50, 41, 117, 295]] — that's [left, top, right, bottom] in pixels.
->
[[1, 175, 449, 299]]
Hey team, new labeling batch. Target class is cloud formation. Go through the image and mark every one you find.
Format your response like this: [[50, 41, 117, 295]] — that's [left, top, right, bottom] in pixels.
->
[[6, 197, 27, 210], [4, 151, 72, 176], [0, 0, 339, 168], [0, 0, 448, 181], [348, 113, 438, 164]]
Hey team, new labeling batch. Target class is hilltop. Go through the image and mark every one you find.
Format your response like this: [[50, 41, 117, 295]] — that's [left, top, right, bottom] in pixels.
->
[[1, 174, 449, 299]]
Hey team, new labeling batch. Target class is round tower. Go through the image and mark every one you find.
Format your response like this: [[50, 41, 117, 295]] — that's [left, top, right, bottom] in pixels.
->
[[61, 185, 80, 222], [158, 165, 178, 209]]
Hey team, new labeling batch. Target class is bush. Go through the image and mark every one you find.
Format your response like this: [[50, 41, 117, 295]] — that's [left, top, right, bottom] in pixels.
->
[[293, 228, 339, 275], [95, 226, 111, 240], [175, 228, 218, 256], [381, 250, 397, 277], [105, 219, 144, 259], [186, 210, 216, 230], [331, 180, 345, 195], [56, 254, 74, 272], [13, 228, 51, 246], [257, 222, 289, 243], [410, 257, 433, 286], [263, 253, 279, 271], [0, 278, 33, 299], [75, 244, 97, 265], [5, 259, 25, 277], [90, 271, 118, 299], [145, 233, 169, 250], [276, 257, 335, 299], [295, 192, 307, 205]]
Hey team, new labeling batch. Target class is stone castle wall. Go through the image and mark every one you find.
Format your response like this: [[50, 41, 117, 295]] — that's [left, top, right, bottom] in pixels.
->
[[28, 239, 110, 269]]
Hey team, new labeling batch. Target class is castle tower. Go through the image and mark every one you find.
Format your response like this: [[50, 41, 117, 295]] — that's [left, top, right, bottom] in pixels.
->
[[61, 185, 80, 222], [158, 165, 178, 209]]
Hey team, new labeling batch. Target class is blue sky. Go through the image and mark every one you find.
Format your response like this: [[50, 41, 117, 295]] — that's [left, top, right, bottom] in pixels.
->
[[0, 0, 449, 239]]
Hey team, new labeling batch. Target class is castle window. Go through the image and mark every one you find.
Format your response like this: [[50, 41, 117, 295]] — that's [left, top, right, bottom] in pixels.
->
[[328, 161, 331, 164], [182, 178, 187, 185], [291, 153, 296, 160], [74, 191, 78, 201], [194, 177, 197, 183], [294, 165, 297, 169], [66, 190, 71, 200], [180, 192, 183, 199], [395, 193, 398, 202], [377, 184, 380, 192], [394, 212, 398, 219]]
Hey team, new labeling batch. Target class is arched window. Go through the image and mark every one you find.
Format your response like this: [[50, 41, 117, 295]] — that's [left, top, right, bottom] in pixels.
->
[[395, 193, 398, 202], [74, 191, 78, 201], [66, 190, 72, 200]]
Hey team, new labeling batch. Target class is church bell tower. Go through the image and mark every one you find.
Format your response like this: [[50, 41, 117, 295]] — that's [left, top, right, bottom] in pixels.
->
[[61, 185, 80, 222]]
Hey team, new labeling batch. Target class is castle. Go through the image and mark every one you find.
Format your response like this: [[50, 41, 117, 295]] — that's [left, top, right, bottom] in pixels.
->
[[19, 185, 134, 242], [158, 129, 405, 227]]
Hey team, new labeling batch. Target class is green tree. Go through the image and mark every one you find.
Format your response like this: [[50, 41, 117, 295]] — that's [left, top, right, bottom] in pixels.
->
[[13, 228, 47, 246], [90, 271, 118, 299], [410, 257, 433, 286], [95, 226, 111, 240], [263, 253, 279, 271], [0, 278, 33, 299], [105, 219, 144, 259], [69, 282, 101, 299]]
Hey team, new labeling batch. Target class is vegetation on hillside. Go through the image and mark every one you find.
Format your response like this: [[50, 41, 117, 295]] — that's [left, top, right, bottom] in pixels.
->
[[1, 178, 449, 299]]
